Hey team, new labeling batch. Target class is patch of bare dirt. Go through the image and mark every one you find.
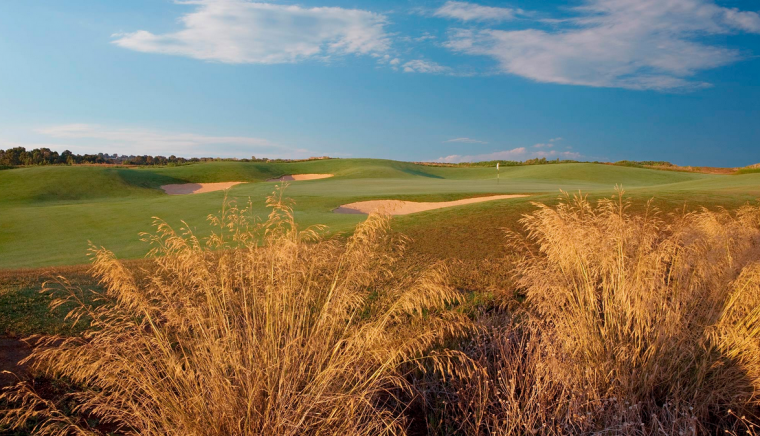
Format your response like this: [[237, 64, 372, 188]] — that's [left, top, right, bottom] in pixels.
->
[[0, 337, 31, 388]]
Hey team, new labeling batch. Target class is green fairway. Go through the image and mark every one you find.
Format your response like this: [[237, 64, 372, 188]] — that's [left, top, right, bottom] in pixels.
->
[[1, 159, 758, 269]]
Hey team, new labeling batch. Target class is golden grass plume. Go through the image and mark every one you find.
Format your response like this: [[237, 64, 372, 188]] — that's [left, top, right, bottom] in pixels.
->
[[1, 186, 471, 436], [423, 190, 760, 435]]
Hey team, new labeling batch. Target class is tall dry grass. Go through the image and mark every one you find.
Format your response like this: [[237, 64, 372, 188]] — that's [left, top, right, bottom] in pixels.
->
[[520, 191, 760, 425], [0, 187, 470, 436], [3, 188, 760, 435], [428, 190, 760, 435]]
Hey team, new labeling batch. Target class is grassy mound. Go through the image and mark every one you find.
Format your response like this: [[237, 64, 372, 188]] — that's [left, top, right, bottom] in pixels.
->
[[1, 159, 718, 206], [0, 166, 174, 205], [1, 159, 758, 269]]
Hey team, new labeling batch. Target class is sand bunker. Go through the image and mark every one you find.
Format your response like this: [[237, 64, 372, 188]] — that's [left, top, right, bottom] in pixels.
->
[[161, 182, 245, 195], [267, 174, 334, 182], [334, 194, 530, 216]]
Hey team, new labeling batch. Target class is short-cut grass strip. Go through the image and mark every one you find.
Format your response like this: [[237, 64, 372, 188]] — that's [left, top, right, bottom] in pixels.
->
[[334, 194, 530, 215], [266, 173, 334, 182], [161, 182, 245, 195]]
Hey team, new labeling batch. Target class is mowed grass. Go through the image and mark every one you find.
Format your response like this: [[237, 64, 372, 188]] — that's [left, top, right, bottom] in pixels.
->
[[0, 265, 110, 337], [395, 187, 760, 260], [1, 159, 758, 269]]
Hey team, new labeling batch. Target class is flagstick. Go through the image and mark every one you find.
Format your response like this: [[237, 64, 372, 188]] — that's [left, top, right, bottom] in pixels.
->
[[497, 162, 500, 185]]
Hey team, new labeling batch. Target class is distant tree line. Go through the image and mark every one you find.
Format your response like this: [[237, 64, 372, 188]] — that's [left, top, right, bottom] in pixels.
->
[[0, 147, 333, 168], [0, 147, 193, 167], [613, 160, 674, 168]]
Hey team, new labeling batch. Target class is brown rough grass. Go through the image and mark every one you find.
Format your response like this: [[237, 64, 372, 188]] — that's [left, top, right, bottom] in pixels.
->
[[422, 189, 760, 435], [0, 186, 471, 435]]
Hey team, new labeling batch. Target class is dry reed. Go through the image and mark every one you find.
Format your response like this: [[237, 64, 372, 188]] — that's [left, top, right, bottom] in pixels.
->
[[519, 190, 760, 426], [427, 189, 760, 435], [0, 186, 471, 435]]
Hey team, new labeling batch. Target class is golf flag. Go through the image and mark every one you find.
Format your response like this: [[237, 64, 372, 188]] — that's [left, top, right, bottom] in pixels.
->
[[497, 163, 499, 170]]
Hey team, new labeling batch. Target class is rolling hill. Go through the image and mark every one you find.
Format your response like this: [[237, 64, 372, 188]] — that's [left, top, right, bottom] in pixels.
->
[[1, 159, 758, 268]]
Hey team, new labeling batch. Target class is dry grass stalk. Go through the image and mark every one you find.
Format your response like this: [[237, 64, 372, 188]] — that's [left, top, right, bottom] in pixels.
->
[[516, 189, 760, 433], [0, 186, 471, 436], [422, 190, 760, 435]]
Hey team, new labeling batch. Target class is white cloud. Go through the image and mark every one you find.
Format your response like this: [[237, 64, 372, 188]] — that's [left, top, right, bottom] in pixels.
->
[[444, 137, 488, 144], [402, 59, 451, 73], [445, 0, 760, 91], [113, 0, 390, 64], [533, 143, 553, 148], [434, 1, 521, 22], [415, 32, 437, 42], [32, 124, 311, 158], [436, 147, 581, 163], [538, 150, 581, 159], [549, 137, 563, 142]]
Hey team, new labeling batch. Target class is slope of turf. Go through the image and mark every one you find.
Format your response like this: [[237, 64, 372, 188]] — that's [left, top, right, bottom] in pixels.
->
[[148, 160, 716, 184], [145, 159, 454, 183], [0, 166, 176, 205], [0, 159, 753, 268], [1, 160, 716, 205]]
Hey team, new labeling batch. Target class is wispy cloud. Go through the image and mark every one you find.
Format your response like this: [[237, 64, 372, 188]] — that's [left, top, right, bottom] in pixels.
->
[[549, 137, 563, 142], [402, 59, 451, 74], [30, 124, 311, 158], [437, 147, 526, 163], [113, 0, 390, 64], [376, 54, 401, 68], [533, 143, 553, 148], [436, 147, 581, 163], [444, 0, 760, 91], [434, 1, 522, 22], [444, 137, 488, 144]]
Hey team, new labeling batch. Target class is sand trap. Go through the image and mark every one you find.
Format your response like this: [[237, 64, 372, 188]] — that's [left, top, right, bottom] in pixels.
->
[[334, 194, 530, 216], [267, 174, 334, 182], [161, 182, 245, 195]]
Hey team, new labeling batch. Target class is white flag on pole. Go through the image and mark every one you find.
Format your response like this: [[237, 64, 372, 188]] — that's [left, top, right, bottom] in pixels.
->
[[497, 163, 499, 170]]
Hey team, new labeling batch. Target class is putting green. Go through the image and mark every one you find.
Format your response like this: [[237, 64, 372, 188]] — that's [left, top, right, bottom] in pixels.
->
[[1, 159, 757, 268]]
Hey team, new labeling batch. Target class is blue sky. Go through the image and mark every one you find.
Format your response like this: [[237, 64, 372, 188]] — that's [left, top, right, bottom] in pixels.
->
[[1, 0, 759, 166]]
